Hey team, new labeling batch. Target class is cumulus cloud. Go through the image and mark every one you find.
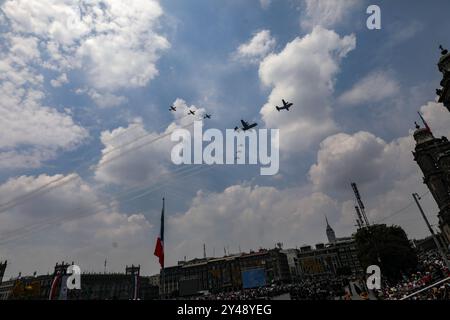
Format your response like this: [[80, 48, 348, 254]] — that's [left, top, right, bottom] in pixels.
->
[[87, 90, 128, 109], [0, 174, 154, 276], [259, 27, 356, 152], [50, 73, 68, 88], [168, 185, 341, 265], [0, 33, 88, 169], [307, 101, 450, 235], [338, 71, 400, 106], [94, 98, 205, 186], [0, 149, 57, 169], [300, 0, 362, 30], [1, 0, 170, 105], [94, 122, 172, 186], [419, 101, 450, 138], [234, 30, 276, 64], [0, 0, 171, 169], [309, 131, 415, 194]]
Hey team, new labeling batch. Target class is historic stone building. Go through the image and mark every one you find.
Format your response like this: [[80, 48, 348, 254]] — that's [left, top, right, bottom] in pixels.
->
[[0, 262, 159, 300], [160, 248, 291, 298], [296, 219, 363, 278], [413, 125, 450, 245], [296, 238, 362, 278]]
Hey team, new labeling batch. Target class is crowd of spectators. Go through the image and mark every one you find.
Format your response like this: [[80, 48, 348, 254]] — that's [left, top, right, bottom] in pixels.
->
[[182, 250, 450, 300], [190, 277, 345, 300], [378, 250, 450, 300]]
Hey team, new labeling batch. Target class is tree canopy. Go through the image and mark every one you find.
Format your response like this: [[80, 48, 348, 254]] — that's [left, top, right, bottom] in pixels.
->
[[354, 224, 418, 282]]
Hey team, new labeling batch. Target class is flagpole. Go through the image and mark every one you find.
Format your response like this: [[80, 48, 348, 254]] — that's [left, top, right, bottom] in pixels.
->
[[155, 197, 166, 299], [162, 197, 165, 299]]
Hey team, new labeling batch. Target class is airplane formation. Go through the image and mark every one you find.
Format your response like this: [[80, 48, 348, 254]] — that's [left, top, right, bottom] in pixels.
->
[[170, 99, 293, 132]]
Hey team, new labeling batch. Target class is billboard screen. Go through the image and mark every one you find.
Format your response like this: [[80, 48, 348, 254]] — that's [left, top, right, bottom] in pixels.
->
[[241, 268, 266, 289]]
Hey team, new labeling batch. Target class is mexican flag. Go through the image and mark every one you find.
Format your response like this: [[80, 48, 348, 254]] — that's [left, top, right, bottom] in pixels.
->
[[154, 198, 165, 268]]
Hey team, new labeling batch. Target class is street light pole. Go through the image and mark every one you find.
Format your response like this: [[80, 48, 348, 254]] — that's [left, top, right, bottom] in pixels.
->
[[412, 193, 450, 270]]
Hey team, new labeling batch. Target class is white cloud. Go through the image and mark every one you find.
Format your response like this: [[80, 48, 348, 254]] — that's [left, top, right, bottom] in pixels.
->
[[0, 149, 56, 169], [301, 0, 362, 30], [306, 101, 450, 237], [309, 131, 414, 194], [235, 30, 276, 64], [259, 0, 271, 10], [8, 35, 40, 64], [87, 90, 128, 109], [94, 122, 172, 186], [1, 0, 170, 106], [0, 33, 88, 169], [259, 27, 356, 152], [0, 79, 87, 149], [94, 98, 206, 186], [419, 101, 450, 138], [384, 21, 424, 49], [168, 185, 341, 265], [50, 73, 68, 88], [0, 0, 171, 169], [338, 71, 400, 106], [0, 174, 154, 276]]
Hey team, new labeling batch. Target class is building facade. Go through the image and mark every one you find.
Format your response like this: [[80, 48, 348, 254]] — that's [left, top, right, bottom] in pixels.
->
[[0, 275, 53, 300], [160, 248, 290, 298], [295, 218, 363, 279], [280, 249, 300, 281], [0, 262, 159, 300], [297, 244, 340, 278], [296, 238, 363, 278]]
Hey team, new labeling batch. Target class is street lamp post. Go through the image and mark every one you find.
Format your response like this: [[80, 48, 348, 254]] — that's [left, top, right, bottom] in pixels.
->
[[412, 193, 450, 270]]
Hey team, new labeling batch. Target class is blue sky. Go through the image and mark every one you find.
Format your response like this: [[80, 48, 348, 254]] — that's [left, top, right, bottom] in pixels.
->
[[1, 0, 450, 277]]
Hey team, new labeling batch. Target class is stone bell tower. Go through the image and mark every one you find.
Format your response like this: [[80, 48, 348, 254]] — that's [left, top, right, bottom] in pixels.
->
[[413, 122, 450, 245]]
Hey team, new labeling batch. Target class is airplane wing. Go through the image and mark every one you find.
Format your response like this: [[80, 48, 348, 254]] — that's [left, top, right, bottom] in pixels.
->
[[241, 120, 248, 127], [282, 99, 287, 106]]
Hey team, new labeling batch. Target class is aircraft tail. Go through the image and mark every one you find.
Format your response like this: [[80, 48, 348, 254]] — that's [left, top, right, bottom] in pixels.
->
[[276, 106, 280, 112], [234, 127, 239, 131]]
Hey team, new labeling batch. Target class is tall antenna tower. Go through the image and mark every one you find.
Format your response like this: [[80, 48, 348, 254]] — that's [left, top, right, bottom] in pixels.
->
[[351, 182, 370, 227]]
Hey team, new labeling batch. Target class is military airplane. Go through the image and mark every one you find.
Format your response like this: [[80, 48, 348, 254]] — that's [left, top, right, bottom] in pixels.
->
[[276, 99, 293, 112], [234, 120, 257, 132], [204, 114, 211, 119], [169, 106, 176, 112], [188, 109, 196, 116]]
